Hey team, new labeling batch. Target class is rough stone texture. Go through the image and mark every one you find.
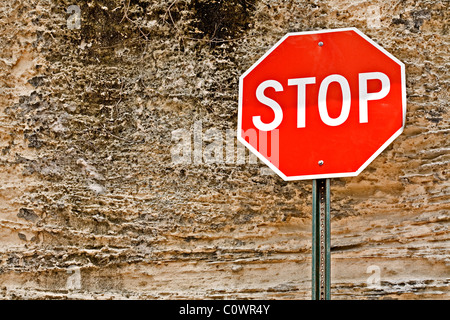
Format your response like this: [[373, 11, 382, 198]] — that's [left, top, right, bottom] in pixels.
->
[[0, 0, 448, 300]]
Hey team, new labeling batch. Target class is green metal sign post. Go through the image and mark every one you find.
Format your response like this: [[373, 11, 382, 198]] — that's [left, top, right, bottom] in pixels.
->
[[312, 179, 331, 300]]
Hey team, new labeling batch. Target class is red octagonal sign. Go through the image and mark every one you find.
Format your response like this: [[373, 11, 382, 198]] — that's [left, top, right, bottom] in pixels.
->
[[238, 28, 406, 180]]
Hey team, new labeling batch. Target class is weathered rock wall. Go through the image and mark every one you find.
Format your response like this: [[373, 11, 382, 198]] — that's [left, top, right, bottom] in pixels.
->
[[0, 0, 448, 299]]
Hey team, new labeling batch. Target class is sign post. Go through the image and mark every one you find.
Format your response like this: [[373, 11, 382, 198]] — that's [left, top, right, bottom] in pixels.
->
[[312, 179, 331, 300], [238, 27, 406, 299]]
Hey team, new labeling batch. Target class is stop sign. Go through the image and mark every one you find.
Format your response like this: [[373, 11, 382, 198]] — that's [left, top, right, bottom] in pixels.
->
[[238, 28, 406, 180]]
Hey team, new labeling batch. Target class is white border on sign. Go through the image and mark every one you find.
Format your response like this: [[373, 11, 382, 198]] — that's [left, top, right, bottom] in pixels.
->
[[237, 27, 406, 181]]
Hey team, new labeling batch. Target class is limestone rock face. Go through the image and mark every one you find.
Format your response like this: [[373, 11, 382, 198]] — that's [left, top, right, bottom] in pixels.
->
[[0, 0, 448, 299]]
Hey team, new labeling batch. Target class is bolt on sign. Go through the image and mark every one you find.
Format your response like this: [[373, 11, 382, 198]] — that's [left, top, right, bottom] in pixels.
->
[[237, 28, 406, 300], [238, 27, 406, 180]]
